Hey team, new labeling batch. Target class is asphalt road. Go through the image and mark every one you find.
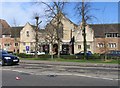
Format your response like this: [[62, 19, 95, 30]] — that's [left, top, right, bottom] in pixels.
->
[[1, 61, 119, 87], [2, 70, 118, 86], [2, 62, 119, 80]]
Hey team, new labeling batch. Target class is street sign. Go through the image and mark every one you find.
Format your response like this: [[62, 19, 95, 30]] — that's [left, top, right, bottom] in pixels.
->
[[26, 46, 29, 51]]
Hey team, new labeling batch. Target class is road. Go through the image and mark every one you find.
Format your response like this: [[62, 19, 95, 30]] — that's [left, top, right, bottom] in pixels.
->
[[1, 61, 119, 87], [2, 70, 118, 86]]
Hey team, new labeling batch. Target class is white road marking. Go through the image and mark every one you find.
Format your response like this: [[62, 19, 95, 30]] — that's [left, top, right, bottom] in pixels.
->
[[1, 68, 119, 81]]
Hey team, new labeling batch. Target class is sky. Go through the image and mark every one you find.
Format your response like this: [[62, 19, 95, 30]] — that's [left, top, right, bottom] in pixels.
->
[[0, 1, 119, 28]]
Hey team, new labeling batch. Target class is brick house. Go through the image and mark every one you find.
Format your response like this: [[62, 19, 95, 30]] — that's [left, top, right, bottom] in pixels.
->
[[89, 24, 120, 54], [11, 26, 23, 53], [0, 19, 13, 51], [0, 19, 22, 53]]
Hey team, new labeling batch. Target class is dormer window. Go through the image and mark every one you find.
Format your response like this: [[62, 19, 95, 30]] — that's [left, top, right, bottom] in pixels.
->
[[26, 31, 29, 37], [105, 33, 118, 38]]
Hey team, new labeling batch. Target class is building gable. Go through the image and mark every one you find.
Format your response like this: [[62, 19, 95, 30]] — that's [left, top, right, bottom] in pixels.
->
[[20, 22, 36, 42]]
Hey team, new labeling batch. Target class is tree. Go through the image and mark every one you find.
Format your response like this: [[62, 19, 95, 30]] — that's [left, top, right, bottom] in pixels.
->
[[75, 0, 94, 59], [12, 18, 20, 53], [34, 16, 42, 58], [41, 2, 66, 58], [45, 23, 57, 59]]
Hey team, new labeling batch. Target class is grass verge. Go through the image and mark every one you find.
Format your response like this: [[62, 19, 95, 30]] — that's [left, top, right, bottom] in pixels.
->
[[20, 58, 119, 64]]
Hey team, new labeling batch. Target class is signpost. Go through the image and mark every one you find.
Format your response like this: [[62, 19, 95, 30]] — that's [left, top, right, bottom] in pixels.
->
[[26, 46, 29, 53]]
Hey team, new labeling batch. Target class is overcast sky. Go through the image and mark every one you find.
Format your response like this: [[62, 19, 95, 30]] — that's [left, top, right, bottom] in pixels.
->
[[0, 1, 119, 28]]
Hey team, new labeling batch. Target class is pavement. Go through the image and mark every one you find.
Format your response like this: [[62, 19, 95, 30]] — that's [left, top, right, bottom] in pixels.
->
[[20, 59, 119, 68]]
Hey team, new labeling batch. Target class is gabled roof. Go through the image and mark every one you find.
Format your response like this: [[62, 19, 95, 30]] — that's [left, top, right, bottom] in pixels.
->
[[89, 24, 119, 38], [11, 27, 23, 38], [0, 19, 11, 38], [46, 12, 78, 28]]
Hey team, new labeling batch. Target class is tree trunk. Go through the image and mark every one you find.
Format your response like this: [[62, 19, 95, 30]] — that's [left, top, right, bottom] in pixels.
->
[[83, 27, 87, 60], [35, 17, 39, 58], [82, 0, 87, 60], [51, 44, 53, 59], [57, 39, 60, 58]]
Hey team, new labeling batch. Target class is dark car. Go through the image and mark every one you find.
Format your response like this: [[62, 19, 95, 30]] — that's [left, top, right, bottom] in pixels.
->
[[0, 50, 19, 66], [100, 50, 120, 59], [60, 51, 70, 55], [75, 51, 92, 59]]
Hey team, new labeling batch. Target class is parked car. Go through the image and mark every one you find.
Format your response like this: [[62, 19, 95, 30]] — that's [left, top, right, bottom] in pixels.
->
[[60, 51, 70, 55], [26, 51, 45, 55], [100, 50, 120, 59], [0, 50, 19, 66], [75, 51, 92, 59]]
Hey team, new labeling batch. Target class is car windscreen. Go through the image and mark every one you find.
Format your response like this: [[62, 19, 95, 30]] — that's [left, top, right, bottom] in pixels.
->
[[0, 50, 8, 54]]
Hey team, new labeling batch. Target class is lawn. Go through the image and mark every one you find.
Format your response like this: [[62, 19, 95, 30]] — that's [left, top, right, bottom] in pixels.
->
[[20, 58, 119, 64]]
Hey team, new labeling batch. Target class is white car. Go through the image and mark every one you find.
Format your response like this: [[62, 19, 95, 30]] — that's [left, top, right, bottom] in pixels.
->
[[26, 51, 45, 55]]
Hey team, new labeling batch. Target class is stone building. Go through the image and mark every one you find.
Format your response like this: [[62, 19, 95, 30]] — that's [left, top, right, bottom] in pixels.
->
[[0, 18, 119, 54]]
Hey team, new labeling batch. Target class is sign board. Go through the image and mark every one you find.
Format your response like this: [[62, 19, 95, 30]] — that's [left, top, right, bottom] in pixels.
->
[[26, 46, 29, 51]]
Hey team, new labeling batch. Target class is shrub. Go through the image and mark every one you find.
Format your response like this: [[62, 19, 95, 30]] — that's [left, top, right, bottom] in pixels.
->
[[16, 53, 34, 58], [60, 55, 76, 59], [89, 53, 101, 59]]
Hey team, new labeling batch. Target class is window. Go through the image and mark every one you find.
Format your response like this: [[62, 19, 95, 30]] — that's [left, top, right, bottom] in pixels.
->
[[87, 45, 90, 49], [31, 42, 33, 45], [4, 43, 10, 46], [15, 43, 18, 46], [105, 33, 119, 38], [98, 43, 104, 48], [2, 35, 11, 38], [78, 45, 81, 49], [108, 43, 117, 48], [23, 42, 26, 46], [26, 31, 29, 37], [23, 49, 25, 52]]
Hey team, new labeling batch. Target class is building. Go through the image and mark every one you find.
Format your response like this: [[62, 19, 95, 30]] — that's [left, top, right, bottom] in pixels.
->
[[0, 19, 13, 52], [45, 13, 94, 54], [11, 26, 23, 53], [90, 24, 120, 54], [0, 19, 23, 53], [19, 22, 36, 53], [19, 22, 48, 54], [0, 18, 119, 54]]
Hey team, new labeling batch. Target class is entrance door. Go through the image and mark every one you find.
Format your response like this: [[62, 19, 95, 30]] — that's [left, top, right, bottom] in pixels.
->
[[53, 44, 58, 55], [62, 44, 69, 55]]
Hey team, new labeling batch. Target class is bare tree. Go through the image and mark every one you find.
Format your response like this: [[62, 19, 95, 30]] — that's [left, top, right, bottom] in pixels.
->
[[34, 16, 42, 58], [45, 23, 57, 59], [40, 2, 66, 58], [75, 0, 94, 59], [12, 18, 20, 53]]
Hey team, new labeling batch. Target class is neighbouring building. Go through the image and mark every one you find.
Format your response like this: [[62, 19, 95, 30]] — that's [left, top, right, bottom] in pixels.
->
[[11, 26, 23, 53], [0, 19, 13, 52], [90, 24, 120, 54], [0, 19, 23, 53]]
